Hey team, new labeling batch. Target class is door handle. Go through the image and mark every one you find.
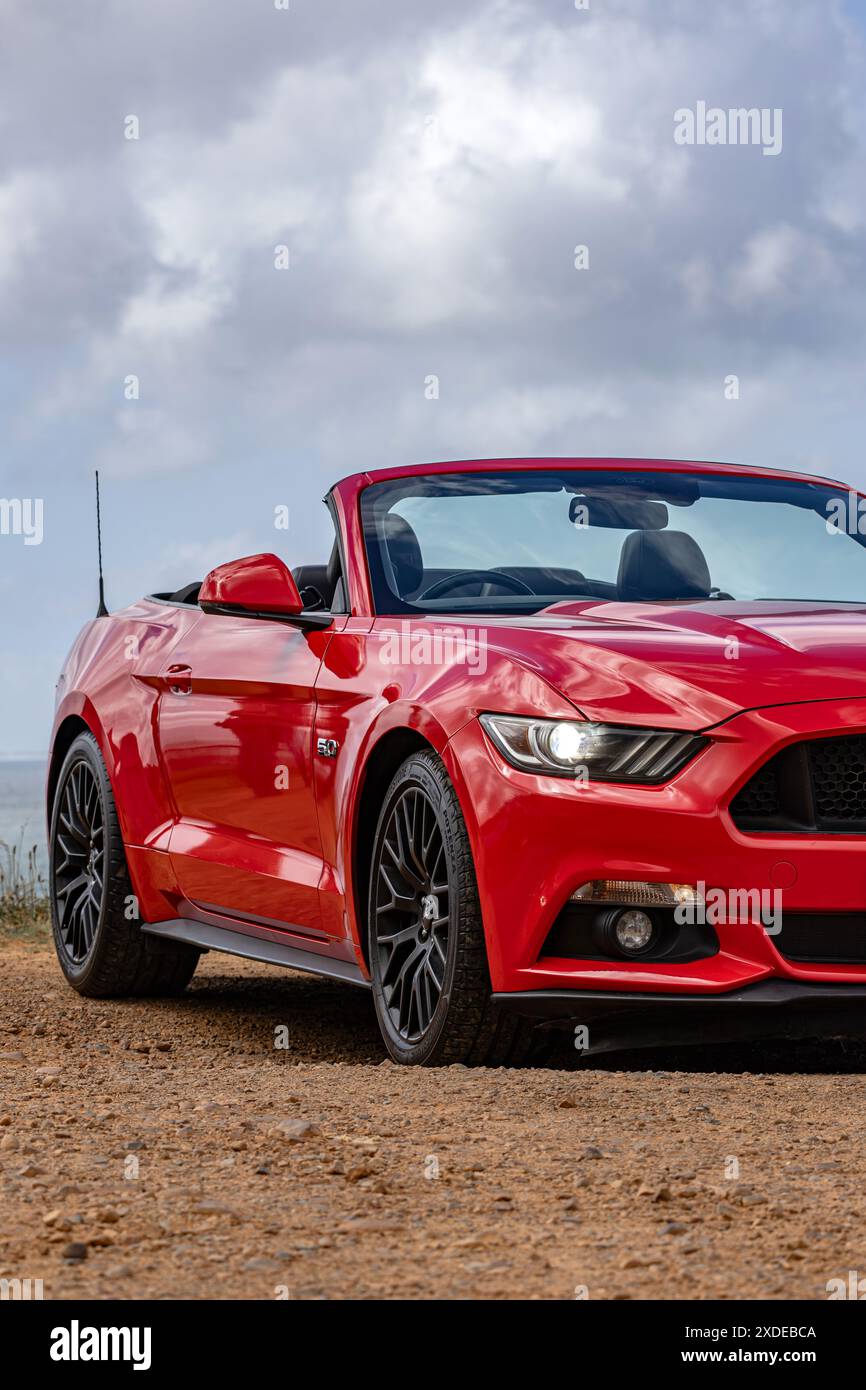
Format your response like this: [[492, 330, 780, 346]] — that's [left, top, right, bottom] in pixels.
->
[[165, 663, 192, 696]]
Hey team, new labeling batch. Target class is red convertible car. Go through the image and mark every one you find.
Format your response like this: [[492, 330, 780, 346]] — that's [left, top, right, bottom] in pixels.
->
[[47, 458, 866, 1063]]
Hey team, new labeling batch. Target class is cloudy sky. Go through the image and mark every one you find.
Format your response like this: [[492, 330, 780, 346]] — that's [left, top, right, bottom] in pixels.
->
[[2, 0, 866, 754]]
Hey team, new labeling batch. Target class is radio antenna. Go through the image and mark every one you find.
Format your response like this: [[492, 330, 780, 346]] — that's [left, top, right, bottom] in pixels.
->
[[95, 470, 109, 617]]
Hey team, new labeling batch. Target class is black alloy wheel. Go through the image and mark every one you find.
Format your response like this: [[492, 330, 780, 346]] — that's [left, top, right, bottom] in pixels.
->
[[49, 731, 199, 997], [373, 782, 451, 1042], [52, 757, 105, 965], [367, 749, 542, 1066]]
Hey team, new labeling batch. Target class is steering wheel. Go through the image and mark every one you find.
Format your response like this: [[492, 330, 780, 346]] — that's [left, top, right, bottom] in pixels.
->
[[416, 569, 535, 601]]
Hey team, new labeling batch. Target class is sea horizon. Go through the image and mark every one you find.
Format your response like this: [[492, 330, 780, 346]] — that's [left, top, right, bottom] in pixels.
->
[[0, 759, 49, 876]]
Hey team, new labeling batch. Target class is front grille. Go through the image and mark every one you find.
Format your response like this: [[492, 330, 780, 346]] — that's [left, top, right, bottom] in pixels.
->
[[732, 759, 781, 822], [731, 735, 866, 833], [775, 913, 866, 964], [812, 738, 866, 822]]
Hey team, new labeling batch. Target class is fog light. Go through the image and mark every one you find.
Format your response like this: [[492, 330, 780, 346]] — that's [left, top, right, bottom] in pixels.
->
[[592, 906, 658, 958], [614, 909, 654, 954]]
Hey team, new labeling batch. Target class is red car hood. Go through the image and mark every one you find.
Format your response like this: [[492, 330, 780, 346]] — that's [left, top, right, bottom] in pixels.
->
[[481, 600, 866, 730]]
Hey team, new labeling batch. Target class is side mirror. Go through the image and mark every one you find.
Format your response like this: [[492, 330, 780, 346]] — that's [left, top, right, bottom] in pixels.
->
[[199, 553, 332, 629]]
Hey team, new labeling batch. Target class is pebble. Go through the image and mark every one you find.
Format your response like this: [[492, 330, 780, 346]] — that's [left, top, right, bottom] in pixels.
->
[[345, 1161, 376, 1182], [269, 1118, 322, 1142]]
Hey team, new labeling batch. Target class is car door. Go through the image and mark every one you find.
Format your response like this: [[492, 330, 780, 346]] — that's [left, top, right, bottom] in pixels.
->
[[154, 610, 340, 937]]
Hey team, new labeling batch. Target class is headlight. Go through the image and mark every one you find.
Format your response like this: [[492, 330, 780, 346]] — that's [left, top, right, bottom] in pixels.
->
[[479, 713, 707, 783]]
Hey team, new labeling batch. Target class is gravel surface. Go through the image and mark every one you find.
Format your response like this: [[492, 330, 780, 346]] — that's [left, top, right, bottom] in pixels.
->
[[2, 934, 865, 1301]]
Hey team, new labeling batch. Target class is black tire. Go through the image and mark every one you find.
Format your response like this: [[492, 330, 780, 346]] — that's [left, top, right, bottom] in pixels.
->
[[367, 749, 540, 1066], [49, 732, 199, 997]]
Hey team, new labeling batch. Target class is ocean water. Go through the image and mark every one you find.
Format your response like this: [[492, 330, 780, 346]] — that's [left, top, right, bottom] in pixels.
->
[[0, 759, 49, 878]]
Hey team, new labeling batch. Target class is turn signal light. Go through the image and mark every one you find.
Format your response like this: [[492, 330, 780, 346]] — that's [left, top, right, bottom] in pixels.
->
[[570, 880, 700, 908]]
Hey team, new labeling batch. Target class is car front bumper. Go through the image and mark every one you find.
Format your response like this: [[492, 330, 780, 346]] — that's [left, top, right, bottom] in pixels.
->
[[492, 979, 866, 1053], [446, 695, 866, 1006]]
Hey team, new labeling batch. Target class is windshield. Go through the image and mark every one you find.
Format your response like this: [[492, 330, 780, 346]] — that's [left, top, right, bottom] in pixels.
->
[[360, 468, 866, 614]]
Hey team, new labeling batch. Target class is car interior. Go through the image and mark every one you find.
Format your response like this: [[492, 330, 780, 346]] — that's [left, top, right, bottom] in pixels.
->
[[371, 510, 718, 606], [153, 520, 717, 614]]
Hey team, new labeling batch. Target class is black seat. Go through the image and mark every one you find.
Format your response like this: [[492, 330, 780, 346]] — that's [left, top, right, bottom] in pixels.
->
[[292, 563, 332, 610], [380, 514, 424, 599], [292, 540, 345, 611], [167, 580, 203, 606], [326, 538, 346, 611], [617, 530, 711, 602]]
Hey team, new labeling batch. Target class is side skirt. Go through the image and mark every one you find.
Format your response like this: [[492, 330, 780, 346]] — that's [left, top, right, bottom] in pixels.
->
[[142, 918, 371, 988]]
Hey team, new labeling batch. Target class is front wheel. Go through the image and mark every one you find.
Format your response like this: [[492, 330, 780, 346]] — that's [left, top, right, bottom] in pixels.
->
[[367, 749, 538, 1065]]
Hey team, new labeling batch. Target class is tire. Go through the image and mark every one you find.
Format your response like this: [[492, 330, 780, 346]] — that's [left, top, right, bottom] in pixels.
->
[[367, 749, 540, 1066], [49, 731, 199, 998]]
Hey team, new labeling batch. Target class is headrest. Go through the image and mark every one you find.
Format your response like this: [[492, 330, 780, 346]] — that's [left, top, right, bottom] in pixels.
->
[[383, 513, 424, 597], [617, 530, 711, 602]]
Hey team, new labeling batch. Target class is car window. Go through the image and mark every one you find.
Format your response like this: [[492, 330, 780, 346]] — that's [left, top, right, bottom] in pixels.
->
[[360, 469, 866, 614]]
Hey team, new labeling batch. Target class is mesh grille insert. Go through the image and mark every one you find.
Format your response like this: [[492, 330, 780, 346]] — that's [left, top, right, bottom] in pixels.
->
[[811, 737, 866, 823], [731, 735, 866, 833]]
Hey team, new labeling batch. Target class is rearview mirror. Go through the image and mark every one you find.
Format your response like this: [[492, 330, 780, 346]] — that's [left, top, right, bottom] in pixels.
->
[[569, 495, 668, 530], [199, 553, 332, 629]]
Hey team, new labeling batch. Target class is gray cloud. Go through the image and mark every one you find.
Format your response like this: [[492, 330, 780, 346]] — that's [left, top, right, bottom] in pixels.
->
[[2, 0, 866, 750]]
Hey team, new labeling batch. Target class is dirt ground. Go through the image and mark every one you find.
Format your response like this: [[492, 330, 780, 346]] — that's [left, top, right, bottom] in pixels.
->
[[2, 931, 865, 1301]]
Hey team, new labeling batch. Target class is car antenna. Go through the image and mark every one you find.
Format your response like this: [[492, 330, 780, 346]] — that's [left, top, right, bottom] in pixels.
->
[[95, 469, 109, 617]]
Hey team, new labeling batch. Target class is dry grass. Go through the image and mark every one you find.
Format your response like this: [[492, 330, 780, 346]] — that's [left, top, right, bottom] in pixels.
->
[[0, 836, 49, 938]]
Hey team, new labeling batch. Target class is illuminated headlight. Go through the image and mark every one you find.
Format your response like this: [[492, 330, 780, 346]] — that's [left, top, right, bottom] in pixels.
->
[[479, 714, 707, 783]]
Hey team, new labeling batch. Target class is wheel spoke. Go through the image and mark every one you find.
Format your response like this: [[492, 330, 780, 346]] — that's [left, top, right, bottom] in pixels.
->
[[394, 941, 424, 1032], [372, 783, 454, 1044], [429, 843, 447, 894], [52, 758, 106, 966], [376, 864, 416, 915], [391, 800, 426, 891], [55, 835, 86, 877], [411, 962, 428, 1035], [56, 870, 88, 902], [82, 894, 96, 951], [58, 881, 78, 941], [404, 793, 428, 880], [376, 920, 420, 948], [419, 963, 435, 1031]]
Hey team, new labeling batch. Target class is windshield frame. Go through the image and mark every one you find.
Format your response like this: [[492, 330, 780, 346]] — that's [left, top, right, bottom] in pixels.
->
[[358, 467, 866, 616]]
